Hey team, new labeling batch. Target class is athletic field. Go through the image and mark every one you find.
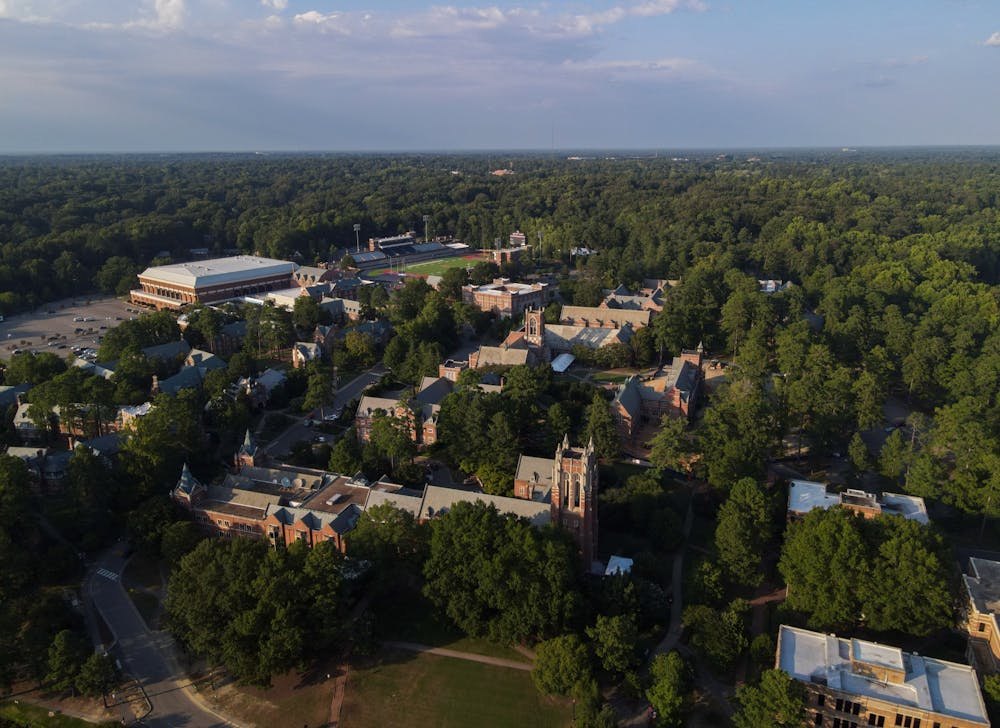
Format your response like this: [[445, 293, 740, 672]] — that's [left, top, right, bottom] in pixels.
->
[[375, 254, 487, 277]]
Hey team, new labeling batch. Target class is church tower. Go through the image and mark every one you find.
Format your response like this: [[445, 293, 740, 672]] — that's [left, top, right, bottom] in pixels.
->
[[235, 429, 260, 469], [525, 306, 545, 348], [550, 435, 599, 568]]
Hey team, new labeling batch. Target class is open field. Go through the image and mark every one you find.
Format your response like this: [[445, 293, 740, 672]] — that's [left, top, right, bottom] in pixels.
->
[[0, 295, 135, 357], [0, 699, 116, 727], [206, 662, 336, 728], [374, 254, 487, 278], [340, 650, 571, 728]]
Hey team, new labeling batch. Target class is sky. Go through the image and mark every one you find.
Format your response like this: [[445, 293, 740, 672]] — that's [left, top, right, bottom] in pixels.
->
[[1, 0, 999, 152]]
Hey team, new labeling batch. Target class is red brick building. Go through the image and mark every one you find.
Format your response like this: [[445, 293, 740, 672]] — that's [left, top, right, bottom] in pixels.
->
[[131, 256, 297, 310], [462, 278, 554, 319]]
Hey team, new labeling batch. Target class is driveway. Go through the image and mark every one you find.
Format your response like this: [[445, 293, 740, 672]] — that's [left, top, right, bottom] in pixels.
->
[[85, 545, 235, 727], [262, 363, 386, 458]]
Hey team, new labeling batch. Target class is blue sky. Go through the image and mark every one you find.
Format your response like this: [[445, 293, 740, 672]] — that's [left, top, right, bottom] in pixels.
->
[[1, 0, 998, 151]]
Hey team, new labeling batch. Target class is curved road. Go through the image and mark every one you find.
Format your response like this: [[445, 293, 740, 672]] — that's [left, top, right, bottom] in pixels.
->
[[86, 545, 234, 727]]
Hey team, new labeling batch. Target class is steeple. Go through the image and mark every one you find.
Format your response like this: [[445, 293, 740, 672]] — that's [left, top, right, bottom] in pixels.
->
[[235, 429, 260, 468]]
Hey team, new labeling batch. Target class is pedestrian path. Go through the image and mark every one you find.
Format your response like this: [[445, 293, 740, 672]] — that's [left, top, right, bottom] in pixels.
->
[[381, 641, 533, 671], [97, 567, 119, 581]]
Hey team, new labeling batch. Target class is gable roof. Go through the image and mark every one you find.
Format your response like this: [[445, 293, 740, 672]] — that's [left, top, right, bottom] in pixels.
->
[[473, 345, 531, 367], [419, 485, 551, 527]]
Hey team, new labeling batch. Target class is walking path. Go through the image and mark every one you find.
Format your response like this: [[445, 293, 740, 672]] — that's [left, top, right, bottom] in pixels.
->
[[652, 498, 694, 657], [381, 641, 534, 671]]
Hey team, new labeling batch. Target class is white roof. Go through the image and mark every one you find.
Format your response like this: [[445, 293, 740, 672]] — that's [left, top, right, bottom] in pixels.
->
[[788, 479, 840, 514], [605, 556, 634, 576], [880, 492, 930, 524], [778, 625, 989, 725], [551, 353, 575, 372], [138, 256, 297, 289]]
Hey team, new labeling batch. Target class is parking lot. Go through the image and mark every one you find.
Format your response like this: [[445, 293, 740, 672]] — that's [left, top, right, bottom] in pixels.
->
[[0, 296, 139, 358]]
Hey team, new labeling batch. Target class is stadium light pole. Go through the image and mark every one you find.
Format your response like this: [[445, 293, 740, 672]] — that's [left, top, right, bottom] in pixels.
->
[[353, 223, 361, 253], [422, 214, 430, 243]]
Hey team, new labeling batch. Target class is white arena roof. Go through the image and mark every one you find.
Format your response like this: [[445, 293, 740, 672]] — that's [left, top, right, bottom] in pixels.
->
[[138, 256, 297, 290]]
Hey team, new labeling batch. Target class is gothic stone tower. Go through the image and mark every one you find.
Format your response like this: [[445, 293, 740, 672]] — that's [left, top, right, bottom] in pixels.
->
[[551, 435, 599, 568]]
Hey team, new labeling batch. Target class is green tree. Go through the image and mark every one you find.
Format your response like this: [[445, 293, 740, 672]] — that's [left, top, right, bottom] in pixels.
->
[[531, 634, 593, 696], [545, 402, 572, 453], [848, 431, 870, 472], [75, 653, 117, 698], [647, 415, 691, 473], [348, 503, 428, 578], [733, 669, 808, 728], [160, 521, 204, 567], [584, 393, 619, 460], [682, 600, 748, 671], [437, 266, 469, 301], [778, 508, 869, 631], [422, 501, 580, 644], [45, 629, 89, 693], [646, 651, 690, 728], [586, 612, 638, 676], [292, 295, 320, 332], [714, 478, 774, 586]]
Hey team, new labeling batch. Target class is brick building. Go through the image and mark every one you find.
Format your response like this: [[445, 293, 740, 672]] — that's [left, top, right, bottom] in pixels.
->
[[462, 278, 553, 319], [963, 557, 1000, 675], [354, 376, 453, 448], [777, 624, 990, 728], [131, 256, 297, 310], [611, 346, 704, 441]]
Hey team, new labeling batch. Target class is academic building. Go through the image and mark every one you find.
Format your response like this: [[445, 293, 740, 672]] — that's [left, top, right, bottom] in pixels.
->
[[777, 625, 990, 728], [963, 557, 1000, 675], [130, 256, 298, 310], [462, 278, 554, 318]]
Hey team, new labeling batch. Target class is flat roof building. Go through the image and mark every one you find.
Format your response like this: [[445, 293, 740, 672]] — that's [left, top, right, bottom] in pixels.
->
[[963, 557, 1000, 675], [462, 278, 553, 319], [777, 624, 989, 728], [787, 480, 929, 524], [131, 256, 298, 310]]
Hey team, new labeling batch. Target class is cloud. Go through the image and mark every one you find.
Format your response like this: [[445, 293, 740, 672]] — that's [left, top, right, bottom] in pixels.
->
[[292, 10, 349, 33], [260, 0, 288, 9], [125, 0, 186, 31], [561, 56, 713, 82], [986, 32, 1000, 47]]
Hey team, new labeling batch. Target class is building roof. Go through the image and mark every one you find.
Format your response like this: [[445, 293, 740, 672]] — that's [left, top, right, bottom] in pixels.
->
[[605, 555, 634, 576], [550, 353, 575, 373], [187, 349, 227, 370], [415, 376, 452, 405], [364, 488, 424, 516], [0, 384, 30, 408], [418, 485, 551, 527], [137, 256, 297, 290], [559, 305, 651, 329], [473, 345, 531, 367], [787, 480, 929, 524], [544, 324, 632, 351], [143, 339, 192, 362], [777, 625, 989, 726], [294, 342, 323, 361], [514, 454, 555, 502], [613, 376, 644, 421], [257, 368, 286, 392], [965, 558, 1000, 617], [157, 366, 206, 395], [464, 279, 548, 297], [357, 394, 402, 417]]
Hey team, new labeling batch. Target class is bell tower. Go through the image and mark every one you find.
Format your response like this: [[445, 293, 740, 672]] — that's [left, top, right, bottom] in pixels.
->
[[525, 306, 545, 348], [551, 435, 599, 568]]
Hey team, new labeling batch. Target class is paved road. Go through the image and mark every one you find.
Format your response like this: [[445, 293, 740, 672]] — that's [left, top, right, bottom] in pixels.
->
[[262, 363, 386, 458], [85, 545, 233, 727]]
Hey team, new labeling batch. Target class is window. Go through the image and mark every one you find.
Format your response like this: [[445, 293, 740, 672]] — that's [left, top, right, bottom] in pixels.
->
[[818, 695, 825, 706], [903, 718, 912, 728], [853, 703, 861, 716], [978, 623, 987, 632], [815, 715, 824, 726], [836, 699, 844, 712], [895, 717, 903, 727]]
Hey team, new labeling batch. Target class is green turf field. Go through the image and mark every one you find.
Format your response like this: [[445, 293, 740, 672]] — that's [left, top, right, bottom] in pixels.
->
[[377, 255, 485, 277], [340, 650, 571, 728]]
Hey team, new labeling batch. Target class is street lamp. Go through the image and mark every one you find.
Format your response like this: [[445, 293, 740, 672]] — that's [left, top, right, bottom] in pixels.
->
[[422, 214, 430, 243], [353, 223, 361, 253]]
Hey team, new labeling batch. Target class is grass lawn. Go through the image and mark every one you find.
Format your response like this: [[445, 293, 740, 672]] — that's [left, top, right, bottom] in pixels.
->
[[373, 588, 530, 663], [206, 662, 335, 728], [127, 590, 160, 630], [123, 552, 161, 592], [340, 650, 571, 728], [0, 701, 116, 727]]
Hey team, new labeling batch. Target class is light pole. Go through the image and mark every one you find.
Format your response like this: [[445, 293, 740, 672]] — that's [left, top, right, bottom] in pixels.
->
[[353, 223, 361, 253], [422, 214, 430, 243]]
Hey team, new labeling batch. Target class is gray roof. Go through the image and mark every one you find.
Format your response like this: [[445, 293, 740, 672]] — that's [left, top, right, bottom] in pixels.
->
[[544, 324, 632, 351], [143, 340, 192, 361], [221, 320, 247, 339], [415, 376, 453, 405], [158, 366, 206, 395], [187, 349, 227, 370], [138, 256, 297, 289], [357, 395, 402, 417], [559, 306, 650, 329], [175, 462, 203, 496], [0, 384, 30, 408], [364, 488, 424, 516], [474, 345, 530, 367], [613, 376, 643, 420], [419, 485, 551, 527]]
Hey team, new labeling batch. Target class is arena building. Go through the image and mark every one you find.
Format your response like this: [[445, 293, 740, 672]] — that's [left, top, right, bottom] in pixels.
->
[[130, 256, 298, 310]]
